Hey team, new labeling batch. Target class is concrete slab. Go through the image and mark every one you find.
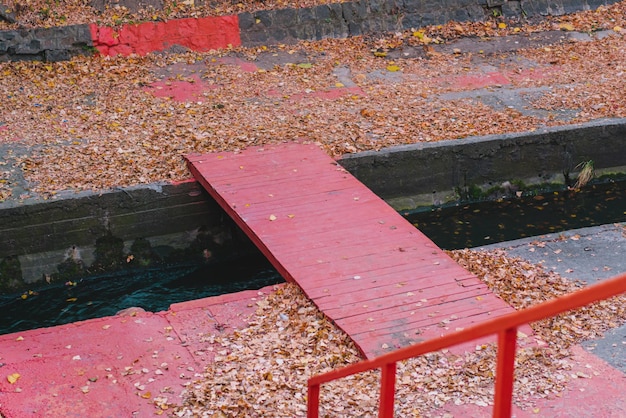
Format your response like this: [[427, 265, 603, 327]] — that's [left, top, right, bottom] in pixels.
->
[[481, 222, 626, 380], [0, 312, 198, 417], [0, 284, 279, 417], [481, 223, 626, 285]]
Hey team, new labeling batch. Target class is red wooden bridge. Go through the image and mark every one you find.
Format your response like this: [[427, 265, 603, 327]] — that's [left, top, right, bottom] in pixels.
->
[[186, 142, 527, 358]]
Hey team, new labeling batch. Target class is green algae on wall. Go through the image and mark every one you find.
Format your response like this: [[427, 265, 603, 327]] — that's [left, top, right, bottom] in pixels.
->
[[0, 255, 23, 291]]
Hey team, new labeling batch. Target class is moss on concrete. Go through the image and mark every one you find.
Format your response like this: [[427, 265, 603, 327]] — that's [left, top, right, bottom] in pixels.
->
[[128, 237, 159, 267], [0, 255, 24, 291], [55, 246, 86, 282], [90, 232, 126, 272]]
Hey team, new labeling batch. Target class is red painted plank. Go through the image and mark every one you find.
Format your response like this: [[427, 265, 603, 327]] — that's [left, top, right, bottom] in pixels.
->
[[350, 308, 517, 356], [333, 294, 510, 331], [293, 264, 475, 296], [186, 142, 524, 359], [323, 290, 502, 329], [305, 265, 474, 289], [316, 279, 491, 313], [350, 306, 515, 340]]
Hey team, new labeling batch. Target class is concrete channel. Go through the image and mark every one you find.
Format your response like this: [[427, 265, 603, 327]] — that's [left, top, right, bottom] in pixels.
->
[[1, 118, 625, 293]]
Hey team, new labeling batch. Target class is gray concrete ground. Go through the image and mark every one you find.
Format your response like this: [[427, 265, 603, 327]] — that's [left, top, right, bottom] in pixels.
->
[[481, 222, 626, 373]]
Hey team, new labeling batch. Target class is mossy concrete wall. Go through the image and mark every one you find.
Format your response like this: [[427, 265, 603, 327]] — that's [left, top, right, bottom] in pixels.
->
[[0, 181, 257, 292], [338, 118, 626, 210]]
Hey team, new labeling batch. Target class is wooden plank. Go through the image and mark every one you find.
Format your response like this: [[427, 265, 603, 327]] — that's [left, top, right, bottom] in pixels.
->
[[294, 266, 475, 297], [316, 280, 491, 313], [333, 295, 510, 331], [186, 142, 524, 359], [324, 289, 501, 327], [350, 308, 516, 356]]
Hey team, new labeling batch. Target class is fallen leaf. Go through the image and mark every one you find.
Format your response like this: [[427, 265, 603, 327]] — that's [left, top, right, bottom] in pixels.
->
[[7, 373, 20, 384]]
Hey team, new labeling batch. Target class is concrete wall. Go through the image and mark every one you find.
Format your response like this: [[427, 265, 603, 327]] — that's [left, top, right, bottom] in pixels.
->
[[338, 118, 626, 210], [0, 181, 258, 292], [1, 0, 622, 61], [238, 0, 619, 46], [0, 24, 92, 62]]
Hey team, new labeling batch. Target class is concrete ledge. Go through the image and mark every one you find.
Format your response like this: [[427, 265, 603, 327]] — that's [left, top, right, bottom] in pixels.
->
[[338, 118, 626, 210], [0, 181, 258, 292], [0, 0, 622, 61], [0, 24, 93, 62]]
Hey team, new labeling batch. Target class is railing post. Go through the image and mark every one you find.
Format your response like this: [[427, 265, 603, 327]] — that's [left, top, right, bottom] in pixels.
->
[[379, 362, 397, 417], [493, 327, 518, 418], [307, 382, 320, 418]]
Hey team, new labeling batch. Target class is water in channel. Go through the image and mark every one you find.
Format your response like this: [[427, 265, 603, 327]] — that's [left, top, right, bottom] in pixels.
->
[[0, 255, 283, 335], [2, 179, 625, 334], [405, 179, 626, 250]]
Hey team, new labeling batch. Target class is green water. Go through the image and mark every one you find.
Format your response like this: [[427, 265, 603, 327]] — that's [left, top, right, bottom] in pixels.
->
[[405, 179, 626, 250], [3, 180, 625, 335], [0, 255, 283, 335]]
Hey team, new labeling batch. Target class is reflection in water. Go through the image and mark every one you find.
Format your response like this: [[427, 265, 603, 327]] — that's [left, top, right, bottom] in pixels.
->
[[0, 256, 283, 335], [405, 180, 626, 250]]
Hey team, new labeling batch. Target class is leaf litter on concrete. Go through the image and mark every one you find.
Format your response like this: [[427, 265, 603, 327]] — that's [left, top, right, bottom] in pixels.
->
[[1, 0, 625, 31], [170, 249, 626, 417], [1, 4, 625, 199]]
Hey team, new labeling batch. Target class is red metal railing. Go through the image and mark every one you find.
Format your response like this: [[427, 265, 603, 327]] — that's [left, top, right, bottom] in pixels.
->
[[307, 272, 626, 418]]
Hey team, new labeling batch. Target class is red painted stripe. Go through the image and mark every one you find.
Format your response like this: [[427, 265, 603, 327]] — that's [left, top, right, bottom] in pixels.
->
[[90, 16, 241, 57]]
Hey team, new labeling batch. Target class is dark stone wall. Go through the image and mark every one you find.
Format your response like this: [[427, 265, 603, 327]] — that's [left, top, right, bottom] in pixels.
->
[[0, 0, 622, 61], [238, 0, 621, 46], [338, 118, 626, 206], [0, 182, 257, 292], [0, 24, 93, 62]]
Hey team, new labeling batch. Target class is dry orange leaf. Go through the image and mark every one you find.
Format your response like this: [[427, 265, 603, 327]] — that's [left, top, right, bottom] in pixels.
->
[[7, 373, 20, 384]]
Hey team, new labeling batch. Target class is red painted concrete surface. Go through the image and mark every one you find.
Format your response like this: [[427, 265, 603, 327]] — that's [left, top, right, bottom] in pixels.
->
[[447, 67, 557, 89], [146, 73, 219, 102], [2, 284, 625, 416], [0, 285, 277, 417], [89, 15, 241, 57], [439, 345, 626, 417]]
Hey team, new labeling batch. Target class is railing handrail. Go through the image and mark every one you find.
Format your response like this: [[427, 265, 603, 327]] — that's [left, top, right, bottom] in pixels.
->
[[307, 272, 626, 417]]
